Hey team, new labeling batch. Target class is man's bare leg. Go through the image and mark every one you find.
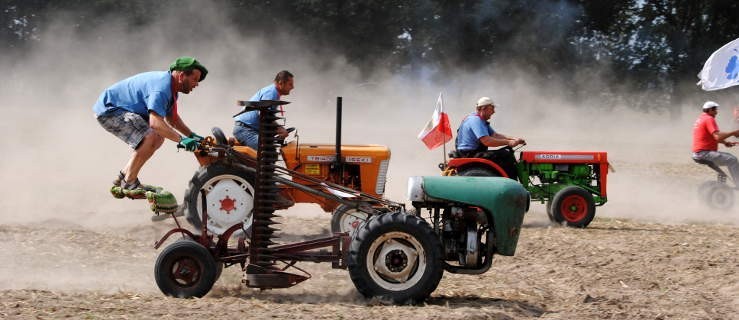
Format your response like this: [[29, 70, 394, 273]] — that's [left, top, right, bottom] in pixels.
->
[[122, 131, 165, 185]]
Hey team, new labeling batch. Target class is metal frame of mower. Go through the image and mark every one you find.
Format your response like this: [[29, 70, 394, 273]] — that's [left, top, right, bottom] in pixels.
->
[[154, 100, 403, 296], [442, 147, 610, 227]]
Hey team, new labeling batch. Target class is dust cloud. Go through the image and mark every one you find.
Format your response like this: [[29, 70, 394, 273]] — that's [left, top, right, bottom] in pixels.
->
[[0, 1, 736, 233]]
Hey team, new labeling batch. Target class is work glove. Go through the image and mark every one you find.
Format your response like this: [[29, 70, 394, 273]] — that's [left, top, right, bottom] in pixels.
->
[[188, 132, 204, 142], [178, 137, 199, 151]]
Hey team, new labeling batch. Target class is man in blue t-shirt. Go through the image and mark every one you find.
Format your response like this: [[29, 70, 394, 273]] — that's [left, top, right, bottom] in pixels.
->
[[233, 70, 295, 149], [455, 96, 526, 179], [93, 56, 208, 191]]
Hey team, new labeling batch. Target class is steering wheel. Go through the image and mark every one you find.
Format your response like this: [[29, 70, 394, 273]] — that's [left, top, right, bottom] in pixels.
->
[[277, 127, 296, 146]]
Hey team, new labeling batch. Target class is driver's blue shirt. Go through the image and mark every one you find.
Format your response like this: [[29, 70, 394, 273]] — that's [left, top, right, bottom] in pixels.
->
[[456, 113, 495, 151], [233, 83, 280, 127], [92, 71, 175, 120]]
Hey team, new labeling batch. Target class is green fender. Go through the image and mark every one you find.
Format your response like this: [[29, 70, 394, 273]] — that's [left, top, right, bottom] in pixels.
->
[[420, 176, 529, 256]]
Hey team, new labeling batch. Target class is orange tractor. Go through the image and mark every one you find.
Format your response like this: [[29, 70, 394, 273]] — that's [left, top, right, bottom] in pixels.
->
[[183, 98, 390, 236]]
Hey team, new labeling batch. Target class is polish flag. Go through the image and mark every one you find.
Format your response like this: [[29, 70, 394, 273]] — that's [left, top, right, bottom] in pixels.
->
[[418, 93, 453, 150]]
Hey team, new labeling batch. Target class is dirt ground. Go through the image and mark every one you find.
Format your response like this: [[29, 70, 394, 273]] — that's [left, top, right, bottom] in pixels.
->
[[1, 163, 737, 320]]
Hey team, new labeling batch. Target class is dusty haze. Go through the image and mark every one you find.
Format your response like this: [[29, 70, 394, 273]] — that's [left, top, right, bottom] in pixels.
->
[[1, 3, 736, 232]]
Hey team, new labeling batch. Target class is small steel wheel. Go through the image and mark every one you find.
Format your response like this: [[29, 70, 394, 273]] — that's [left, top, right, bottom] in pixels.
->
[[551, 186, 596, 228], [155, 239, 218, 298], [348, 212, 443, 304], [330, 204, 369, 237]]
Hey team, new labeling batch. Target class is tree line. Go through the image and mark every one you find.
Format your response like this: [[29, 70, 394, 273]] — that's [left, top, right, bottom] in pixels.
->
[[3, 0, 738, 111]]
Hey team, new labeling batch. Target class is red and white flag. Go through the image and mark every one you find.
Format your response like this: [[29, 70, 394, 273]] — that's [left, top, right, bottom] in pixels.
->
[[418, 93, 453, 150]]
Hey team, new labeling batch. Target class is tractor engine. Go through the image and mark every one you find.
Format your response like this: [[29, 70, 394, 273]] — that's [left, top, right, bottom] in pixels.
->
[[440, 206, 488, 267], [529, 163, 593, 184]]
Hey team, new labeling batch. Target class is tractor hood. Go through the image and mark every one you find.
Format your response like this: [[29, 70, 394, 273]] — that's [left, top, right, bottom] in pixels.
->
[[408, 176, 529, 256]]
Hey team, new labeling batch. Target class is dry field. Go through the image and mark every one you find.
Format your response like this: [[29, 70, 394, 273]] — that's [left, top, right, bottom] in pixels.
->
[[1, 197, 737, 319]]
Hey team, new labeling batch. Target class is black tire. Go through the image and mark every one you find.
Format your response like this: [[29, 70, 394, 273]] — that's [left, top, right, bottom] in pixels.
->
[[701, 182, 735, 211], [184, 163, 256, 236], [457, 166, 499, 177], [211, 127, 228, 145], [348, 212, 443, 304], [551, 186, 596, 228], [545, 200, 554, 221], [330, 204, 369, 237], [155, 239, 218, 298]]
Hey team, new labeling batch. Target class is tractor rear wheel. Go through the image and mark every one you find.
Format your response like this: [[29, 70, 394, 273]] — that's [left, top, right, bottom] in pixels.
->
[[331, 204, 369, 237], [551, 186, 595, 228], [348, 212, 443, 304], [155, 239, 218, 298], [457, 167, 499, 177], [185, 163, 256, 236]]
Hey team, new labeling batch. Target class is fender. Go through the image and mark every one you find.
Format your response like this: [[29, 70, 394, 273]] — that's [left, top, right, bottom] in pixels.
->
[[447, 158, 509, 178]]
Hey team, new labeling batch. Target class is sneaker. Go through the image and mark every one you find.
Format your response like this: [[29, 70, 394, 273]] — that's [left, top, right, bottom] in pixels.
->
[[121, 178, 158, 192]]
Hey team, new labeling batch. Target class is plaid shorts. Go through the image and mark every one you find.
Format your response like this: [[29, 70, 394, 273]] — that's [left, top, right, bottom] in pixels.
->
[[96, 109, 151, 149]]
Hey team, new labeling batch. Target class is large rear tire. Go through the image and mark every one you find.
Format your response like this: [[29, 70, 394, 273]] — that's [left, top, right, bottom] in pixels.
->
[[551, 186, 595, 228], [331, 204, 369, 237], [154, 239, 218, 298], [348, 212, 443, 304], [457, 167, 499, 177], [185, 163, 256, 236]]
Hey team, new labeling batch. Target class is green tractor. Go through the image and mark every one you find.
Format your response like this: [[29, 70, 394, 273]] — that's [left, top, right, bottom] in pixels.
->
[[443, 147, 610, 228]]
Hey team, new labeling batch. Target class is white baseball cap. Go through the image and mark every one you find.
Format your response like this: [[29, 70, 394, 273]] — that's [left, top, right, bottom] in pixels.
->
[[702, 101, 719, 110], [476, 96, 494, 107]]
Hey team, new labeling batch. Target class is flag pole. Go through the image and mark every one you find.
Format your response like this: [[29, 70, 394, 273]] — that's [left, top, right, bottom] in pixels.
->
[[440, 92, 447, 168]]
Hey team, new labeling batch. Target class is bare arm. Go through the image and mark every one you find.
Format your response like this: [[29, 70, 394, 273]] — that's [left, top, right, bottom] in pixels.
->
[[712, 129, 739, 143], [165, 113, 194, 138], [479, 132, 526, 148], [149, 112, 184, 142]]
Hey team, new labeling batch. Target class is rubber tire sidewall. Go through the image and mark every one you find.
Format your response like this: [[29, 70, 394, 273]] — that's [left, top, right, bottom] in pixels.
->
[[184, 162, 255, 233], [457, 166, 498, 177], [347, 212, 443, 304], [704, 182, 736, 211], [154, 239, 218, 298], [551, 186, 596, 228]]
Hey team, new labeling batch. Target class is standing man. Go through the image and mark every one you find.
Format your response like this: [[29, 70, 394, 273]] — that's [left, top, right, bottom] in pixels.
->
[[233, 70, 294, 149], [692, 101, 739, 186], [455, 96, 526, 179], [93, 56, 208, 191]]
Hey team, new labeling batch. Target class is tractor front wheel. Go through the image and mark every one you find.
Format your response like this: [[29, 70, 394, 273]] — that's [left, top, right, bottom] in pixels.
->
[[550, 186, 595, 228], [699, 181, 735, 211], [348, 212, 443, 304], [154, 239, 218, 298]]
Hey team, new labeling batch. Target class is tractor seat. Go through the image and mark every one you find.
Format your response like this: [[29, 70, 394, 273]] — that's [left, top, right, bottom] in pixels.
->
[[448, 150, 461, 158], [693, 158, 728, 179]]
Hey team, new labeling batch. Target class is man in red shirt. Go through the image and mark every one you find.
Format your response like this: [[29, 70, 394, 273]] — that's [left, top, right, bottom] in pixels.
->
[[692, 101, 739, 186]]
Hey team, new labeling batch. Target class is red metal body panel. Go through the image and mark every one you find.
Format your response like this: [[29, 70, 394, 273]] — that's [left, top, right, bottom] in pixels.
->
[[446, 158, 509, 178], [520, 151, 608, 164], [520, 151, 609, 197]]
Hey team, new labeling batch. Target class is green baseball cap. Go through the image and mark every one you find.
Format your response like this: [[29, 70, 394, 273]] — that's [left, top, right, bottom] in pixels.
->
[[169, 56, 208, 81]]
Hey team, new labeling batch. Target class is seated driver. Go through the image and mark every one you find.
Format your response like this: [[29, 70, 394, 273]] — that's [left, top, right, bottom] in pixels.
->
[[692, 101, 739, 186], [455, 96, 526, 179]]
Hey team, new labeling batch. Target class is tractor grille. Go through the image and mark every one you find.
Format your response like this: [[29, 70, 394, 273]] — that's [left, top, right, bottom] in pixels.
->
[[375, 159, 389, 195]]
